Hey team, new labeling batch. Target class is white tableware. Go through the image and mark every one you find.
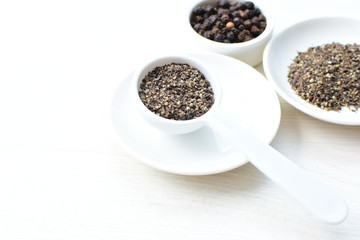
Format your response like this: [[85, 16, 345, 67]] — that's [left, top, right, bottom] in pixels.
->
[[263, 16, 360, 125], [131, 55, 221, 135], [111, 52, 280, 175], [112, 52, 348, 224], [185, 0, 274, 66]]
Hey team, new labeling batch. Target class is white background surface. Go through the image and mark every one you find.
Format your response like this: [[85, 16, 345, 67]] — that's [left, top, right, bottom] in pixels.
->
[[0, 0, 359, 239]]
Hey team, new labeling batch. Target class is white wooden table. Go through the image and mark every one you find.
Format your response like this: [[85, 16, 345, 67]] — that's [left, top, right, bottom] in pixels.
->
[[0, 0, 359, 239]]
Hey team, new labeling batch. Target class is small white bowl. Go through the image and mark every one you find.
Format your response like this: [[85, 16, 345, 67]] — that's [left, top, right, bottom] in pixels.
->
[[132, 54, 221, 134], [263, 16, 360, 125], [187, 0, 274, 66]]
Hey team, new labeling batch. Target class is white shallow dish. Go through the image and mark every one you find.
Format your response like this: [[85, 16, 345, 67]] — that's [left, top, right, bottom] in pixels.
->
[[111, 52, 281, 175], [263, 16, 360, 125]]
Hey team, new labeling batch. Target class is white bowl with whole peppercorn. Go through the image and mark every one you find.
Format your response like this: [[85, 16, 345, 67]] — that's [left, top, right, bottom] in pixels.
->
[[188, 0, 274, 66], [263, 16, 360, 125]]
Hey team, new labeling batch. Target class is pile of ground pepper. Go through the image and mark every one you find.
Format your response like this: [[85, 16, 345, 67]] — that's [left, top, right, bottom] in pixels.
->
[[138, 63, 215, 120], [288, 43, 360, 111]]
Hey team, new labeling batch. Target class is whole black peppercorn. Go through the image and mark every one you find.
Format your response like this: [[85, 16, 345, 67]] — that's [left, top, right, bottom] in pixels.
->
[[220, 14, 230, 23], [233, 17, 243, 26], [208, 14, 218, 25], [204, 5, 216, 15], [239, 9, 249, 19], [214, 33, 226, 42], [226, 31, 236, 42], [251, 16, 260, 26], [244, 1, 255, 9], [218, 0, 230, 9], [218, 8, 230, 15], [250, 25, 261, 36], [231, 27, 240, 36], [220, 28, 229, 35], [211, 27, 221, 35], [231, 10, 240, 18], [202, 19, 213, 30], [243, 19, 252, 29], [193, 23, 202, 32], [215, 21, 225, 28], [238, 29, 251, 42], [198, 29, 205, 36], [253, 8, 261, 16], [248, 9, 256, 18], [259, 14, 266, 21], [238, 2, 247, 10], [193, 6, 206, 15], [244, 34, 253, 41], [194, 15, 204, 23], [237, 24, 245, 31], [203, 30, 213, 39], [259, 21, 266, 30]]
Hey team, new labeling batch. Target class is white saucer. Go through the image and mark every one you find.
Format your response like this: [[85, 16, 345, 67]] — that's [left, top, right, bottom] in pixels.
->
[[111, 52, 281, 175]]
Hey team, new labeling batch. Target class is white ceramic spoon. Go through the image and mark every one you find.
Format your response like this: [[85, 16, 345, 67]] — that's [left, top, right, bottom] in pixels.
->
[[207, 113, 348, 224], [132, 54, 348, 224]]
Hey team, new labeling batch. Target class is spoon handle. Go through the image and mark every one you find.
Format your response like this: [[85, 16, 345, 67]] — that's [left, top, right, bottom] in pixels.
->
[[206, 116, 348, 224]]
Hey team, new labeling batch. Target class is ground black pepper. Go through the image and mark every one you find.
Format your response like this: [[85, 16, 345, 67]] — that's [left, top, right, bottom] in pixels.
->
[[190, 0, 266, 43], [139, 63, 215, 120], [288, 43, 360, 111]]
